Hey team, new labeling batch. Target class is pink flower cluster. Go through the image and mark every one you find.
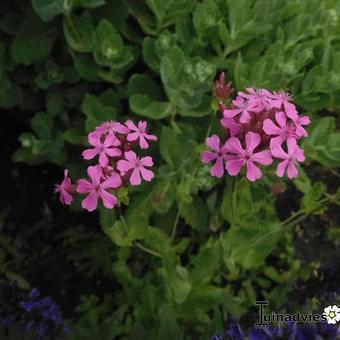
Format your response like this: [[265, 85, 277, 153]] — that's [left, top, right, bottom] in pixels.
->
[[55, 120, 157, 212], [202, 88, 310, 182]]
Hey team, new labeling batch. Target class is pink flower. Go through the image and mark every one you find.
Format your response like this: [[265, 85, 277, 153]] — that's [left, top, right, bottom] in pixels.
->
[[266, 90, 297, 116], [201, 135, 229, 178], [224, 132, 273, 182], [271, 138, 305, 179], [82, 133, 121, 167], [223, 96, 259, 124], [288, 113, 311, 138], [223, 97, 259, 123], [95, 120, 130, 137], [55, 170, 74, 205], [77, 165, 122, 212], [263, 111, 297, 147], [239, 88, 272, 111], [117, 151, 154, 185], [220, 117, 240, 137], [125, 120, 157, 149]]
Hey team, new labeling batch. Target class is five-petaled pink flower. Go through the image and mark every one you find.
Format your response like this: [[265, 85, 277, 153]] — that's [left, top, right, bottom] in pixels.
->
[[224, 132, 273, 182], [126, 120, 157, 149], [271, 138, 305, 179], [266, 90, 297, 116], [82, 133, 121, 167], [223, 97, 260, 123], [77, 165, 122, 212], [201, 135, 228, 178], [263, 111, 297, 147], [117, 151, 154, 185], [55, 170, 74, 205], [95, 120, 130, 137]]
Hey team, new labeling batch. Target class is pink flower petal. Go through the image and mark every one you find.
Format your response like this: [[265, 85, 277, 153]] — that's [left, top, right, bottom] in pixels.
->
[[117, 160, 134, 173], [223, 108, 242, 118], [287, 138, 298, 156], [82, 148, 99, 160], [87, 165, 102, 186], [245, 132, 261, 154], [124, 151, 137, 162], [105, 148, 121, 157], [206, 135, 221, 152], [263, 119, 282, 136], [246, 160, 262, 182], [99, 152, 109, 167], [141, 156, 153, 167], [224, 137, 245, 156], [100, 190, 118, 209], [82, 192, 99, 212], [275, 111, 287, 129], [102, 173, 122, 189], [276, 160, 288, 177], [210, 158, 224, 178], [130, 168, 141, 185], [77, 179, 94, 194], [202, 151, 217, 163], [251, 150, 273, 165], [104, 134, 120, 147], [112, 122, 130, 134], [145, 133, 157, 141], [225, 159, 244, 176], [125, 120, 138, 131], [88, 133, 101, 147], [60, 190, 73, 205], [271, 145, 288, 159], [127, 132, 140, 142], [139, 135, 149, 149], [140, 167, 154, 181], [287, 161, 299, 179]]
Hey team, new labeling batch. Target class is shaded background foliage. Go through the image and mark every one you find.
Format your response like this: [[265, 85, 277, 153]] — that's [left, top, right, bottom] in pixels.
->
[[1, 0, 340, 338]]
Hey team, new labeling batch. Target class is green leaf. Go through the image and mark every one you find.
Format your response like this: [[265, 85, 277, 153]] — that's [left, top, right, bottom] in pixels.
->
[[129, 95, 173, 120], [105, 213, 149, 247], [301, 181, 326, 214], [11, 18, 57, 65], [63, 12, 94, 53], [32, 0, 64, 22], [127, 74, 162, 99], [221, 178, 253, 225], [220, 220, 282, 270], [302, 117, 340, 167], [93, 19, 123, 65], [31, 112, 54, 139], [159, 126, 180, 168], [81, 93, 117, 131], [181, 196, 208, 230], [46, 88, 64, 117]]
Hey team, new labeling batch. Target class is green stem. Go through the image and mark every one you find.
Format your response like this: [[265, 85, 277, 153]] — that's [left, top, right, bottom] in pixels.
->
[[135, 242, 162, 258], [171, 202, 183, 243]]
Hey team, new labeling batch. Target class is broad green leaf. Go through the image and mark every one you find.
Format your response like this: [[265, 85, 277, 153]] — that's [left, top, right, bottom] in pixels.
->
[[93, 19, 123, 66], [63, 12, 94, 53], [301, 181, 326, 214], [129, 94, 173, 120], [81, 93, 117, 131], [11, 18, 57, 65], [32, 0, 64, 22], [127, 74, 162, 99], [181, 197, 208, 230], [302, 117, 340, 167], [220, 220, 282, 270]]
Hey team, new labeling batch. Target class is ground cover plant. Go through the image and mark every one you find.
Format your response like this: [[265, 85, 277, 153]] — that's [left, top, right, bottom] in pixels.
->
[[1, 0, 340, 339]]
